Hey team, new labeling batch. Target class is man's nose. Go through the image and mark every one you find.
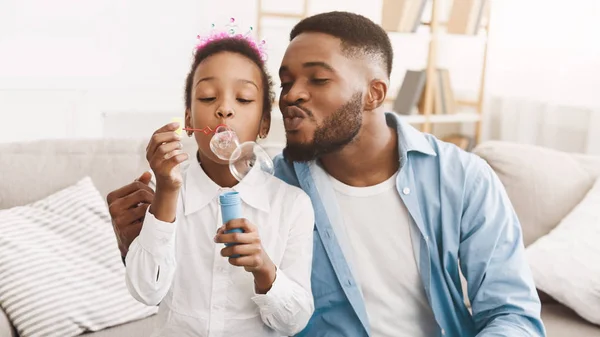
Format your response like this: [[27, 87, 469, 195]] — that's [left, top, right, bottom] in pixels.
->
[[282, 82, 309, 105]]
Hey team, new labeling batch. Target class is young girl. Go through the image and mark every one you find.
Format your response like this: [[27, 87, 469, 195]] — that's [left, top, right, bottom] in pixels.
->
[[125, 31, 315, 337]]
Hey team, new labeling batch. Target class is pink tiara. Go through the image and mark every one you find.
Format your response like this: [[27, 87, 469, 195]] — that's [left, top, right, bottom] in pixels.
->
[[195, 17, 268, 62]]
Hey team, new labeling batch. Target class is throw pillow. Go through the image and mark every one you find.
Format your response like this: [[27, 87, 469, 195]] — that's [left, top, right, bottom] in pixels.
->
[[0, 177, 157, 337], [526, 177, 600, 325]]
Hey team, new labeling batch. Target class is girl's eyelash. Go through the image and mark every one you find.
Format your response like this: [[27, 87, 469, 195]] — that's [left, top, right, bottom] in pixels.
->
[[197, 97, 254, 103]]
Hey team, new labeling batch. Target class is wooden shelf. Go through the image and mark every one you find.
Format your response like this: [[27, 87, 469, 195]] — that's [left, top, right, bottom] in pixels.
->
[[264, 0, 491, 147], [421, 21, 447, 27], [421, 21, 488, 32], [260, 12, 305, 20], [398, 111, 481, 125], [382, 0, 491, 144], [256, 0, 309, 37], [455, 99, 478, 107]]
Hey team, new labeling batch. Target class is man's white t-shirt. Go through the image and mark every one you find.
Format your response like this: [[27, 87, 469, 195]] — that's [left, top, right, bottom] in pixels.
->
[[328, 172, 438, 337]]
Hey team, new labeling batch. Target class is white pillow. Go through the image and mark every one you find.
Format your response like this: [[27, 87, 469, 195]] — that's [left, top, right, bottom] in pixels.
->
[[0, 177, 157, 337], [526, 177, 600, 325]]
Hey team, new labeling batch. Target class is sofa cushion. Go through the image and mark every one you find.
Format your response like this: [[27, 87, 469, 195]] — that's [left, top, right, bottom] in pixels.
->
[[0, 138, 283, 211], [81, 315, 157, 337], [0, 138, 192, 210], [473, 141, 600, 246], [0, 177, 157, 337], [0, 307, 16, 337], [526, 177, 600, 325], [542, 304, 600, 336]]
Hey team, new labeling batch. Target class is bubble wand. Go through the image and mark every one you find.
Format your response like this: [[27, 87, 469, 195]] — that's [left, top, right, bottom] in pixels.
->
[[182, 125, 226, 135]]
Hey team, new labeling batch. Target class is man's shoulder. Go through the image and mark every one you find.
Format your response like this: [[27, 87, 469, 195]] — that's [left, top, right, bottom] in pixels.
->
[[270, 155, 313, 212], [421, 133, 490, 177], [273, 154, 301, 188], [410, 134, 495, 197]]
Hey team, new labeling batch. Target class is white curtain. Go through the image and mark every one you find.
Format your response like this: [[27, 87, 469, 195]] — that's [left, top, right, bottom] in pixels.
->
[[482, 0, 600, 154], [485, 96, 600, 155]]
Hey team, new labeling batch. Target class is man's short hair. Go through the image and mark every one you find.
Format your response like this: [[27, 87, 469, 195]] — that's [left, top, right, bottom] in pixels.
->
[[290, 11, 393, 77]]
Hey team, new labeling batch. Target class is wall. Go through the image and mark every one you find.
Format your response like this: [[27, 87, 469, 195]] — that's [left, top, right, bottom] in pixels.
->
[[0, 0, 483, 144], [482, 0, 600, 154], [1, 0, 599, 153]]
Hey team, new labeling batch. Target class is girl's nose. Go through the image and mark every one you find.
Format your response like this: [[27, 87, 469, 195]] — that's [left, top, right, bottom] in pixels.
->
[[215, 107, 235, 119]]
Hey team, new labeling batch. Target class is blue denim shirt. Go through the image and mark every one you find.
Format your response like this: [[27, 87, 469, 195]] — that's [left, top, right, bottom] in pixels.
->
[[273, 113, 546, 337]]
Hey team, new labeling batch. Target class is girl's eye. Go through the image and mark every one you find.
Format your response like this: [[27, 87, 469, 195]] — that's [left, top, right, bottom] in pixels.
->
[[237, 98, 254, 104], [198, 97, 215, 102]]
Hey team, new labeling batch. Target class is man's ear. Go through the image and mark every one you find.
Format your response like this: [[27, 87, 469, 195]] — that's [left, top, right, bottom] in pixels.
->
[[364, 79, 388, 111], [184, 109, 193, 136], [259, 112, 271, 139]]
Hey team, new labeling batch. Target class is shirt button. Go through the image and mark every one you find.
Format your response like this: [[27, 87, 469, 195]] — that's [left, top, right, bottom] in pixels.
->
[[441, 328, 445, 335], [402, 187, 410, 195], [347, 279, 352, 286]]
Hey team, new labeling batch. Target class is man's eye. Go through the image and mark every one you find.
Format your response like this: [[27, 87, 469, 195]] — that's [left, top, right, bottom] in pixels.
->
[[311, 78, 329, 85]]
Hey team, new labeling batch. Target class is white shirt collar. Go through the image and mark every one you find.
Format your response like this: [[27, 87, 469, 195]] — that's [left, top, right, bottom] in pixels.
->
[[183, 159, 271, 216]]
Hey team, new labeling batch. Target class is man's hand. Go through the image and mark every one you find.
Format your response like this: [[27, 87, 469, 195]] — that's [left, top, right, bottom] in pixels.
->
[[215, 219, 277, 294], [107, 171, 155, 257]]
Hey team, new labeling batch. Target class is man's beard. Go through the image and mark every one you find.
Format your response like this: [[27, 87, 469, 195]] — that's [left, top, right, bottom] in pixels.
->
[[283, 92, 363, 162]]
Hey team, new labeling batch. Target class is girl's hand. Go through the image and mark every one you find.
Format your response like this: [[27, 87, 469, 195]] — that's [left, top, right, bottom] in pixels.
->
[[215, 219, 277, 293], [146, 122, 188, 191]]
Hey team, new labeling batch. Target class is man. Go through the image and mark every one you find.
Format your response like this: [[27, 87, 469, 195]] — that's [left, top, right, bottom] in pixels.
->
[[107, 11, 546, 337]]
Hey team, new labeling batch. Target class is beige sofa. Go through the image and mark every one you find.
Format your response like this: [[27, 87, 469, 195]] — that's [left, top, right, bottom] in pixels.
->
[[0, 138, 599, 336]]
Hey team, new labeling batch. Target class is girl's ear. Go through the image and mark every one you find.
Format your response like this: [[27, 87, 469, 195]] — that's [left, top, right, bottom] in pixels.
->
[[184, 109, 193, 137], [258, 112, 271, 139]]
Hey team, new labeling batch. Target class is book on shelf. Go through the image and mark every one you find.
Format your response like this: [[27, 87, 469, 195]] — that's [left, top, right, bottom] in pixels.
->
[[393, 69, 427, 115], [446, 0, 489, 35], [437, 68, 456, 114], [393, 68, 457, 115], [381, 0, 428, 33], [416, 78, 443, 115]]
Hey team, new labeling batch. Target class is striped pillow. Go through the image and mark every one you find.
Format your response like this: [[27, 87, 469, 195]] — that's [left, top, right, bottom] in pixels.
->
[[0, 177, 157, 337]]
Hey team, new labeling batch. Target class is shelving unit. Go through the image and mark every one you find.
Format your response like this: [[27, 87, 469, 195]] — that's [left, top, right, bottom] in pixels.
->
[[257, 0, 491, 146], [385, 0, 491, 145], [255, 0, 309, 38], [401, 110, 481, 125]]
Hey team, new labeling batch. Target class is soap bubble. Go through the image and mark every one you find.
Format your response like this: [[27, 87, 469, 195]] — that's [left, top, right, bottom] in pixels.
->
[[209, 125, 274, 184], [210, 125, 240, 161]]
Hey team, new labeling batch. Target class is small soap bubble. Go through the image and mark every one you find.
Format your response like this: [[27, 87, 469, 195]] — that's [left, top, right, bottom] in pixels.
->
[[210, 125, 239, 161]]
